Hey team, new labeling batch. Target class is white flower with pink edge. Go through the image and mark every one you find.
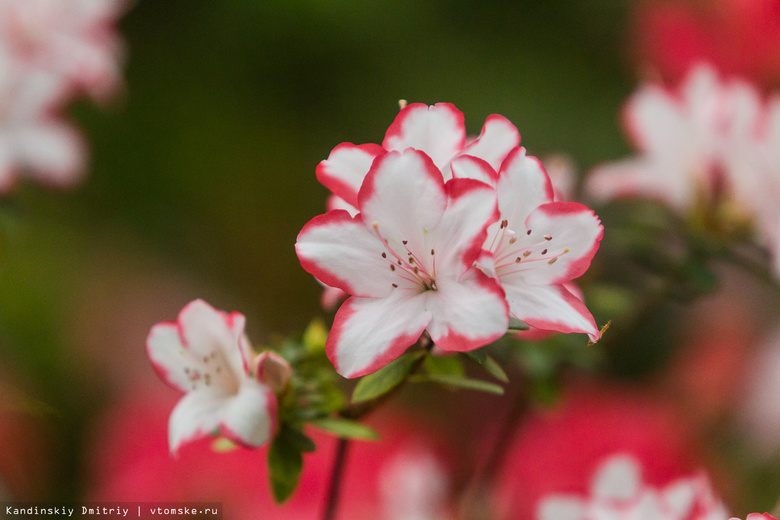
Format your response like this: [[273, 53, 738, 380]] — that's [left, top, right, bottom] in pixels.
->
[[478, 147, 603, 341], [146, 299, 278, 455], [586, 64, 761, 212], [316, 102, 520, 216], [296, 148, 509, 378], [537, 454, 729, 520]]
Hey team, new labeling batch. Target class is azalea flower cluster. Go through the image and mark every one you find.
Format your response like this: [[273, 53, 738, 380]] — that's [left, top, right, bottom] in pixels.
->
[[296, 102, 604, 378], [585, 64, 780, 277], [143, 98, 780, 517], [0, 0, 126, 191]]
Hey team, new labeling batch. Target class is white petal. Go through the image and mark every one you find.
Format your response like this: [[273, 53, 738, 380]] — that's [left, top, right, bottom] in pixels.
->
[[661, 478, 697, 518], [623, 83, 691, 157], [316, 142, 383, 208], [501, 282, 599, 341], [147, 303, 244, 396], [425, 270, 508, 352], [15, 120, 85, 186], [450, 155, 497, 186], [358, 149, 447, 262], [325, 194, 359, 217], [586, 158, 695, 211], [537, 496, 586, 520], [168, 391, 230, 455], [382, 103, 465, 169], [592, 454, 642, 501], [296, 210, 398, 297], [517, 202, 603, 286], [327, 293, 432, 378], [146, 322, 191, 393], [177, 299, 248, 376], [496, 147, 554, 229], [628, 491, 669, 520], [434, 178, 499, 275], [458, 114, 520, 171], [219, 379, 276, 448]]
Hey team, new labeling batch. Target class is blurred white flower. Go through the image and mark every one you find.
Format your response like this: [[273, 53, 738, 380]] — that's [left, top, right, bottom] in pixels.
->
[[538, 454, 729, 520], [586, 65, 760, 212], [0, 0, 127, 191]]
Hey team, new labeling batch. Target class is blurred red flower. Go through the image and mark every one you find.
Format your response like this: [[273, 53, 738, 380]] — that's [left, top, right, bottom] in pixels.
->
[[632, 0, 780, 86]]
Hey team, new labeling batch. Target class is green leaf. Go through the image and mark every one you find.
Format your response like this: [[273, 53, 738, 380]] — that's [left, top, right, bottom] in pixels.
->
[[462, 348, 487, 365], [351, 351, 424, 403], [423, 353, 464, 376], [481, 355, 509, 383], [311, 417, 380, 441], [267, 427, 305, 503], [421, 373, 505, 395]]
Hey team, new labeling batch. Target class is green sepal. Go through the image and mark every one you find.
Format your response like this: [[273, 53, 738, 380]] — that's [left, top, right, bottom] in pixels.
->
[[310, 417, 380, 441], [351, 351, 424, 403], [481, 354, 509, 383], [462, 348, 487, 365], [461, 349, 509, 383], [507, 317, 530, 332]]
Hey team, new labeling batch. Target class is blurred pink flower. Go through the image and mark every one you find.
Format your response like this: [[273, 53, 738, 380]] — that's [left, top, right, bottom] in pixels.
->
[[730, 515, 778, 520], [88, 394, 454, 519], [495, 379, 703, 520], [586, 64, 761, 212], [146, 299, 277, 454], [538, 454, 728, 520], [297, 148, 508, 378], [632, 0, 780, 87]]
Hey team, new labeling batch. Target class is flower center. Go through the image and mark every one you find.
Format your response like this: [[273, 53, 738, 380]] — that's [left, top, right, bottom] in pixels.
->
[[490, 222, 570, 277], [372, 222, 437, 292], [181, 348, 239, 394]]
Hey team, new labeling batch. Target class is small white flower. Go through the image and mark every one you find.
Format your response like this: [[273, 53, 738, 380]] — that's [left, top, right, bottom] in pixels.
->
[[146, 299, 277, 455]]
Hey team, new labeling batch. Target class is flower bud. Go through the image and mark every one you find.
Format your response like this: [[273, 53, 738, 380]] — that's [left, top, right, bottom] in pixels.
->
[[252, 351, 292, 394]]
